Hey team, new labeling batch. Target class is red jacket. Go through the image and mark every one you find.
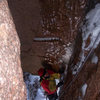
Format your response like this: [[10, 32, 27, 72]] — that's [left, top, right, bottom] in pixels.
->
[[39, 69, 60, 95]]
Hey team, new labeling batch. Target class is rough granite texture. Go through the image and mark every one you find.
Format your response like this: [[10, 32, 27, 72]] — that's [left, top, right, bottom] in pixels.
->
[[0, 0, 26, 99]]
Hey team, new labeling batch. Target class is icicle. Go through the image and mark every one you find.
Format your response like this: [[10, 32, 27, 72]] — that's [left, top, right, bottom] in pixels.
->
[[33, 37, 62, 42]]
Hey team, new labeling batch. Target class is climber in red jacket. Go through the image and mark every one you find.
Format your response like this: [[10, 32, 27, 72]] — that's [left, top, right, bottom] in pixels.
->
[[38, 67, 63, 100]]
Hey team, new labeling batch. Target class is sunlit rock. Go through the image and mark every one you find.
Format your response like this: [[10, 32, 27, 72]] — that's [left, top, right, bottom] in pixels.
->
[[0, 0, 26, 99]]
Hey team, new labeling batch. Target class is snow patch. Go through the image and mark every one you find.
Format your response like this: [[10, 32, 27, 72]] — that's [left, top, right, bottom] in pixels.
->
[[24, 72, 40, 100], [82, 3, 100, 53], [81, 83, 87, 97], [62, 45, 73, 75], [35, 88, 48, 100], [62, 47, 72, 64], [55, 79, 60, 96], [91, 54, 98, 64]]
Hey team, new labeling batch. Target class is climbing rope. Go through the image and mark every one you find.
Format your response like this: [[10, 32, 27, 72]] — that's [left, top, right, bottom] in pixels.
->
[[46, 95, 48, 100], [59, 32, 100, 99]]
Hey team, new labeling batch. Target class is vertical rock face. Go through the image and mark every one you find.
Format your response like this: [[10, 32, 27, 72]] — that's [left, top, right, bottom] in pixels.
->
[[7, 0, 89, 74], [0, 0, 26, 99], [60, 2, 100, 100]]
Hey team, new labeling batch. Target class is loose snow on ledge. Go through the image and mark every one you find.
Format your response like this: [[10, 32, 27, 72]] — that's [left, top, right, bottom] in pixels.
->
[[81, 83, 87, 97], [35, 88, 48, 100], [24, 72, 47, 100], [91, 53, 98, 64]]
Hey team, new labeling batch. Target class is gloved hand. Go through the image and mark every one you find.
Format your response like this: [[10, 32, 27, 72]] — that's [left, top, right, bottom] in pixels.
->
[[57, 81, 64, 87]]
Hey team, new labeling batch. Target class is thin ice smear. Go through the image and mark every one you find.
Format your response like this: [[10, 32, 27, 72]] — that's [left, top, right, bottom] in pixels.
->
[[72, 3, 100, 75], [91, 53, 98, 64], [81, 83, 87, 97]]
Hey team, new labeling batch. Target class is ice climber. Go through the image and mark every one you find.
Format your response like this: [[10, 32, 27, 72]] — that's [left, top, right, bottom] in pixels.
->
[[38, 61, 64, 100]]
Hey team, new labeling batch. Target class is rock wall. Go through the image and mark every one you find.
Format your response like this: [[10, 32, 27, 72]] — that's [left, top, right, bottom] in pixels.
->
[[60, 1, 100, 100], [60, 41, 100, 100], [7, 0, 46, 74], [6, 0, 89, 74], [6, 0, 100, 75], [0, 0, 26, 99]]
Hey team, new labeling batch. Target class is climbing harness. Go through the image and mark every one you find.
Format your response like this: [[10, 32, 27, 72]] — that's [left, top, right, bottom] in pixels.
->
[[59, 32, 100, 99]]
